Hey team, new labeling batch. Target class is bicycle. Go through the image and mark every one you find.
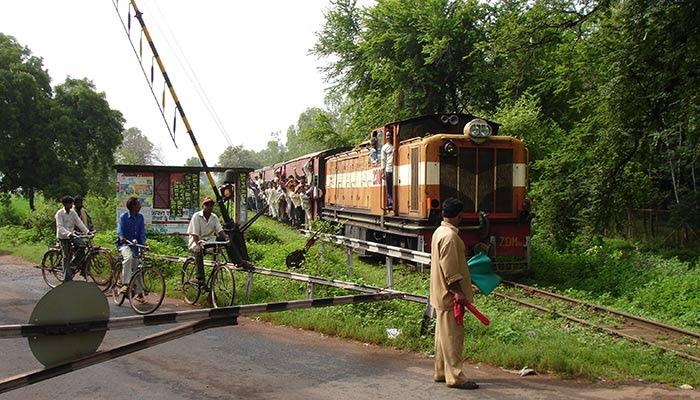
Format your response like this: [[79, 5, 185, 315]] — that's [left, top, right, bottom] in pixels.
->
[[181, 241, 236, 308], [40, 233, 114, 292], [111, 241, 165, 315]]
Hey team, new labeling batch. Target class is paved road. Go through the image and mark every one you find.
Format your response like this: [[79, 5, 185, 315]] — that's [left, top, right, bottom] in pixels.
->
[[0, 255, 696, 400]]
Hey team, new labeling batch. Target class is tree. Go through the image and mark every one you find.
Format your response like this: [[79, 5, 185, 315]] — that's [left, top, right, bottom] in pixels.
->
[[184, 157, 201, 167], [0, 33, 54, 210], [313, 0, 494, 134], [287, 107, 352, 156], [43, 77, 124, 199], [217, 145, 262, 169], [254, 131, 288, 166], [114, 127, 162, 165]]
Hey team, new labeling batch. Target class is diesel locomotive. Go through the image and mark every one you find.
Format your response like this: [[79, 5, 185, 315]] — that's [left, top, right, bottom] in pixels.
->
[[253, 114, 532, 272]]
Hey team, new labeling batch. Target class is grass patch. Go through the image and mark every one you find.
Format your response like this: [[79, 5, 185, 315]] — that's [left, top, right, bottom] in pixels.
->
[[1, 208, 699, 387]]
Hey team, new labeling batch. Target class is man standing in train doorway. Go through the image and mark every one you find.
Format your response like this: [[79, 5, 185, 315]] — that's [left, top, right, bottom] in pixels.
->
[[381, 127, 394, 210], [430, 197, 478, 390]]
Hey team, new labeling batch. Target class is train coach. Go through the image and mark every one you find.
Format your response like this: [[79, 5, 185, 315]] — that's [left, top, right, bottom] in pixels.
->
[[253, 113, 532, 273]]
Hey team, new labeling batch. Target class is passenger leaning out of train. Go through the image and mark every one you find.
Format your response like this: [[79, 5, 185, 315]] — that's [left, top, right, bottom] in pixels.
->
[[187, 197, 229, 289], [381, 127, 395, 210], [300, 182, 313, 228]]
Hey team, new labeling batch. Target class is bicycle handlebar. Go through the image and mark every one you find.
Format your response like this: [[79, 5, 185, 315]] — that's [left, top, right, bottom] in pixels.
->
[[123, 239, 149, 249], [72, 231, 95, 239], [199, 240, 229, 246]]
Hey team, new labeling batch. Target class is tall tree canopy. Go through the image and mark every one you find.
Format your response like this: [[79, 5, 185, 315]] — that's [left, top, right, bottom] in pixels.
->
[[217, 145, 262, 169], [0, 34, 124, 208], [115, 127, 162, 165], [0, 33, 53, 210], [44, 77, 124, 199], [313, 0, 494, 136], [312, 0, 700, 247]]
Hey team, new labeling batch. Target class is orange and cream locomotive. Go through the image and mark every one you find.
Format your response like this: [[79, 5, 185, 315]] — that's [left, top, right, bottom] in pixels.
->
[[253, 114, 532, 272]]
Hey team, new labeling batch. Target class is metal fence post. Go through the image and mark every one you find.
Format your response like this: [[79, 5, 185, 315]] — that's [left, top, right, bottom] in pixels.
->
[[245, 271, 254, 299], [346, 247, 354, 277], [319, 242, 325, 262], [307, 281, 314, 299], [386, 256, 393, 289]]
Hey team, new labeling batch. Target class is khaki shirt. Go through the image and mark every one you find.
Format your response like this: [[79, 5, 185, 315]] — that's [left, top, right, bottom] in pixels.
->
[[430, 221, 473, 310], [187, 210, 223, 249]]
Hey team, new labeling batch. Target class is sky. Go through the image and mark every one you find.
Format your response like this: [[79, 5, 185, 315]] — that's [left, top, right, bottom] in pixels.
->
[[1, 0, 342, 166]]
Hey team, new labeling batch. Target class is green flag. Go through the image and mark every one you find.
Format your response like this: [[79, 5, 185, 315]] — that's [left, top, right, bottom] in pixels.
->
[[468, 252, 501, 296]]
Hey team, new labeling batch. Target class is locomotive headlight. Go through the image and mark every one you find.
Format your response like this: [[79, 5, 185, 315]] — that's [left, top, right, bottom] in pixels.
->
[[465, 119, 492, 142], [442, 140, 457, 156]]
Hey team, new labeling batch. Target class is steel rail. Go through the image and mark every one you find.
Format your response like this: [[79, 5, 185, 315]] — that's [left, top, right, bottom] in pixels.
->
[[295, 231, 700, 362], [491, 290, 700, 363], [501, 280, 700, 340]]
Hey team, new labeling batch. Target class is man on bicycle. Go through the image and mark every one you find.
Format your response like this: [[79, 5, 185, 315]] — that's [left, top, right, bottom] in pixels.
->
[[55, 195, 90, 281], [73, 195, 94, 231], [187, 197, 229, 289], [116, 197, 146, 296]]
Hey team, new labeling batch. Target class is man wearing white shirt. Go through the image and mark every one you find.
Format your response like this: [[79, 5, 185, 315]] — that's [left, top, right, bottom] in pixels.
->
[[55, 195, 90, 281], [381, 127, 395, 210], [187, 197, 229, 288]]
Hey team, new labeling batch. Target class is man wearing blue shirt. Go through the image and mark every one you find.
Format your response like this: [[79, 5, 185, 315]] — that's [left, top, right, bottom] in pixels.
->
[[116, 197, 146, 294]]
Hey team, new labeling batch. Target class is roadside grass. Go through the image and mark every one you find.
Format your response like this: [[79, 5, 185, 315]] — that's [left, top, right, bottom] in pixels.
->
[[1, 204, 699, 387], [232, 216, 700, 387]]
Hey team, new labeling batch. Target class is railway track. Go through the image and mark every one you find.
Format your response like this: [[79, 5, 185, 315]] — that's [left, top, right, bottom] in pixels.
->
[[287, 229, 700, 363], [493, 281, 700, 363]]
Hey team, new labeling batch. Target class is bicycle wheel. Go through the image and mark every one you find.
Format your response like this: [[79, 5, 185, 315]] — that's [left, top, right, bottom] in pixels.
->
[[87, 249, 114, 292], [181, 257, 201, 305], [128, 266, 165, 315], [111, 267, 126, 306], [211, 266, 235, 308], [41, 249, 63, 288]]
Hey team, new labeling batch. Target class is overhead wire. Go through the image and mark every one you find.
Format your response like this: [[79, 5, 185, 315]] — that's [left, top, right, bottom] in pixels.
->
[[146, 0, 235, 148], [110, 0, 177, 147]]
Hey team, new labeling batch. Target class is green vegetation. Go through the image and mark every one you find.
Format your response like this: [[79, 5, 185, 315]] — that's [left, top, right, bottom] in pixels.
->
[[1, 199, 699, 386], [236, 217, 700, 386]]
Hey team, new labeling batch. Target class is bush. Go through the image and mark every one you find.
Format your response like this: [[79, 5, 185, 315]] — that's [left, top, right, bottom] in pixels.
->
[[84, 194, 117, 231], [24, 201, 58, 242], [0, 204, 22, 227]]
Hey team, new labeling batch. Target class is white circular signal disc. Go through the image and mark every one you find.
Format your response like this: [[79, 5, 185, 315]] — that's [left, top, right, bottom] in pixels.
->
[[28, 281, 109, 367]]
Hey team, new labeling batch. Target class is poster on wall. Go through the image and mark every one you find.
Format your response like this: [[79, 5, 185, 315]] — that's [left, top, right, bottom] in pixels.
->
[[170, 172, 200, 218], [116, 173, 154, 225]]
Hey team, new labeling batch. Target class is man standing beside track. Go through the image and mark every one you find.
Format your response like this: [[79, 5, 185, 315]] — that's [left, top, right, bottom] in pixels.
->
[[429, 197, 478, 390]]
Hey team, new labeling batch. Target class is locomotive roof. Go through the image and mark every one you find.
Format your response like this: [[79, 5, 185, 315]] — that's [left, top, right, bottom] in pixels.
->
[[378, 113, 501, 140], [384, 113, 500, 127]]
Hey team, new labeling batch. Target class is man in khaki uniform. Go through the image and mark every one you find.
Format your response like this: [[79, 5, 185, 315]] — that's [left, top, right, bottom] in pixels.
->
[[429, 197, 478, 390]]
